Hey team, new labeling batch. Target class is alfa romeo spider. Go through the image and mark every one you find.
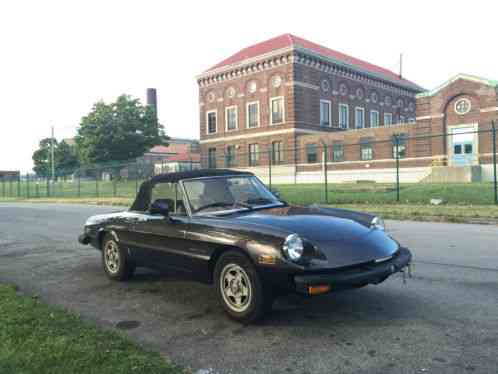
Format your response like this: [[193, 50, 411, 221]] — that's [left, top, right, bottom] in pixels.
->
[[79, 169, 412, 322]]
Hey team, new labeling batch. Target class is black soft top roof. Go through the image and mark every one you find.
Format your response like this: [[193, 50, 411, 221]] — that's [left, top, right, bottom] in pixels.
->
[[130, 169, 254, 211], [149, 169, 253, 184]]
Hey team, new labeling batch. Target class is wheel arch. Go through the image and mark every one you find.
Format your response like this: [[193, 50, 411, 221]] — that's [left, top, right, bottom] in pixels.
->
[[97, 229, 119, 250], [208, 245, 255, 284]]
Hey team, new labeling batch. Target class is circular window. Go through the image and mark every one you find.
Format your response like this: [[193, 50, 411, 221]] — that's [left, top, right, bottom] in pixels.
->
[[454, 98, 471, 115], [248, 81, 257, 94], [339, 83, 348, 96], [356, 88, 364, 100], [226, 87, 236, 98], [321, 79, 330, 92], [272, 75, 282, 88], [370, 92, 378, 103], [384, 96, 392, 106], [408, 102, 415, 111], [207, 92, 215, 102]]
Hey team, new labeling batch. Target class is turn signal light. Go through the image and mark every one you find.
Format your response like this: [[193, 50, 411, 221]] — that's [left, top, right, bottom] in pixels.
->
[[308, 284, 331, 295]]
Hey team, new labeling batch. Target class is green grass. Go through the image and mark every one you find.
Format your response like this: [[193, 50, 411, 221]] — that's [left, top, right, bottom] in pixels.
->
[[0, 284, 182, 374], [274, 182, 498, 205], [2, 180, 496, 205], [2, 180, 497, 223]]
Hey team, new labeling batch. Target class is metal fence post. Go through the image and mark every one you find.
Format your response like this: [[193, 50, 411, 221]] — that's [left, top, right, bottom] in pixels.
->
[[322, 143, 328, 204], [492, 121, 497, 205], [394, 135, 400, 202], [135, 161, 139, 195], [96, 168, 99, 198], [77, 170, 81, 198], [26, 173, 30, 199], [268, 149, 272, 191], [17, 175, 21, 197]]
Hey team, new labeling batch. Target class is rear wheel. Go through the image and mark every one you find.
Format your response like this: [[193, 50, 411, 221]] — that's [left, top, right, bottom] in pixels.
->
[[214, 251, 273, 323], [101, 233, 135, 281]]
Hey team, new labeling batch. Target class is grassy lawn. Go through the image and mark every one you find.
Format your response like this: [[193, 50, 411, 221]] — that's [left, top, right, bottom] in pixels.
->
[[2, 180, 497, 205], [274, 182, 498, 205], [0, 284, 182, 374], [2, 181, 497, 223]]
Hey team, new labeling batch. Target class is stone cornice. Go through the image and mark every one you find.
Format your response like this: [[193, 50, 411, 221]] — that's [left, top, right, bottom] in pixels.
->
[[416, 73, 498, 99], [197, 46, 422, 97]]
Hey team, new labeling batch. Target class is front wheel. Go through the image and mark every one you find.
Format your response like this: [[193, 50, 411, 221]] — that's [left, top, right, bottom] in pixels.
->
[[214, 251, 273, 323], [101, 233, 135, 281]]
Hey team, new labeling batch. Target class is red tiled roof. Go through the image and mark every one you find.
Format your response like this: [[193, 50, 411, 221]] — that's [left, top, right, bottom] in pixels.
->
[[165, 153, 200, 163], [206, 33, 421, 90], [149, 143, 191, 155]]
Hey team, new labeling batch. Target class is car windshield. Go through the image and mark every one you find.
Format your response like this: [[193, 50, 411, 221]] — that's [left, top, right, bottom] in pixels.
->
[[183, 176, 281, 214]]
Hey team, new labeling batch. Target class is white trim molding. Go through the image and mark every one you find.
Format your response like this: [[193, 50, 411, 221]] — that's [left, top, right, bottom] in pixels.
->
[[481, 106, 498, 113], [246, 101, 260, 129], [416, 114, 445, 121], [205, 110, 218, 135], [270, 96, 285, 125], [225, 105, 238, 132], [320, 99, 332, 127], [285, 81, 320, 90], [416, 73, 498, 99]]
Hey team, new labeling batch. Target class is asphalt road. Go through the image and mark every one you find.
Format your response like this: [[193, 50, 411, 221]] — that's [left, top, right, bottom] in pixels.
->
[[0, 203, 497, 374]]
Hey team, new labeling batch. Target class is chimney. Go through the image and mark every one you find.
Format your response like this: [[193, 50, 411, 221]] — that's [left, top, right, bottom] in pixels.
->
[[146, 88, 158, 122]]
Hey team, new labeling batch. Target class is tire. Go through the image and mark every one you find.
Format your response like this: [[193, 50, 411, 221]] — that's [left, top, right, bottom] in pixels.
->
[[214, 251, 273, 323], [101, 233, 135, 281]]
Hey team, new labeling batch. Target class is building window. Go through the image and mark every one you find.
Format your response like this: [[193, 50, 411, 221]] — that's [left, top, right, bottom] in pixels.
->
[[355, 107, 365, 129], [246, 101, 260, 128], [208, 148, 217, 168], [392, 134, 407, 159], [370, 110, 380, 128], [225, 145, 235, 167], [271, 141, 283, 164], [206, 111, 217, 134], [320, 100, 331, 127], [399, 115, 406, 124], [306, 144, 318, 163], [339, 104, 349, 129], [270, 96, 284, 125], [384, 113, 393, 126], [225, 106, 238, 131], [248, 144, 259, 166], [360, 139, 373, 161], [332, 143, 344, 162], [408, 117, 416, 124]]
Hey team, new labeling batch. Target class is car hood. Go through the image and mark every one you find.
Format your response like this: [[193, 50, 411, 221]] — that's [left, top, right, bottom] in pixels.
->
[[232, 205, 399, 268]]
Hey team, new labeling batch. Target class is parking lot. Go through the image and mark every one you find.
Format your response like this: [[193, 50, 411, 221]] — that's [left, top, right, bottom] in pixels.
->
[[0, 203, 497, 374]]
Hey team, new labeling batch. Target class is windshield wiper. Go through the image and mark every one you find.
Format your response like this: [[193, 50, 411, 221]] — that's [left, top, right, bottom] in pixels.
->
[[194, 202, 235, 213], [244, 197, 276, 206]]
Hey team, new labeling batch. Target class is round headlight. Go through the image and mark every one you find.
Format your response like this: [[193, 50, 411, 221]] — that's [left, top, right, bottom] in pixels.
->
[[283, 233, 304, 261], [371, 216, 385, 230]]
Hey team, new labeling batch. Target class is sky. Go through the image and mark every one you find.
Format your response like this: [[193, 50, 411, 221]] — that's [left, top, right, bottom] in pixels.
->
[[1, 0, 497, 172]]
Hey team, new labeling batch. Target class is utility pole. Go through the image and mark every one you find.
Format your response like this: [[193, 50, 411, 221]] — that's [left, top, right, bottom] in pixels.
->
[[51, 125, 55, 182]]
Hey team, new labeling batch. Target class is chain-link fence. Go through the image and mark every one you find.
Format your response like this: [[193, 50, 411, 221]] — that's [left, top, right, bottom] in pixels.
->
[[2, 124, 497, 206]]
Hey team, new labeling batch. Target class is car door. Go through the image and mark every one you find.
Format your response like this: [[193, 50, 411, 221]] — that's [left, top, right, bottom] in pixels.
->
[[130, 182, 194, 273]]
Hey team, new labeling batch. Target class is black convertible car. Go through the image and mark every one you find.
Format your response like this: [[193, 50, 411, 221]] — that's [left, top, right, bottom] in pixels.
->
[[79, 169, 412, 322]]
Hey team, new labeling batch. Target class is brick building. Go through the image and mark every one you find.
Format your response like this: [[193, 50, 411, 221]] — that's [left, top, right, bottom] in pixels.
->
[[197, 34, 498, 183]]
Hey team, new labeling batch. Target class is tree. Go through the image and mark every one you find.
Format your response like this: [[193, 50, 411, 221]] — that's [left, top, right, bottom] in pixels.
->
[[75, 95, 167, 166], [32, 139, 79, 177], [56, 140, 80, 176], [32, 138, 54, 177]]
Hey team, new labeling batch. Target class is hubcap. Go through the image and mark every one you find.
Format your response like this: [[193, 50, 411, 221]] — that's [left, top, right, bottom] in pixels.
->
[[104, 240, 120, 274], [220, 263, 252, 313]]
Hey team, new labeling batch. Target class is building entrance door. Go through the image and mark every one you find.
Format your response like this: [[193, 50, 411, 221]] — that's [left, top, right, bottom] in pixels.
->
[[448, 125, 478, 166]]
